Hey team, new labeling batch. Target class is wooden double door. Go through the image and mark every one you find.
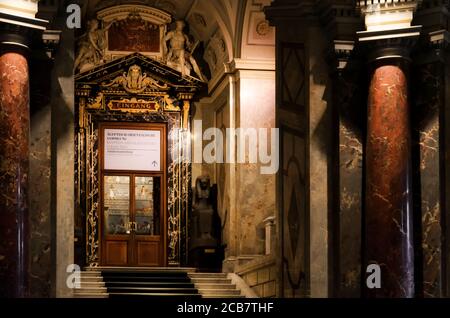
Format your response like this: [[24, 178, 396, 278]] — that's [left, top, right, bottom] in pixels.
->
[[100, 123, 166, 266]]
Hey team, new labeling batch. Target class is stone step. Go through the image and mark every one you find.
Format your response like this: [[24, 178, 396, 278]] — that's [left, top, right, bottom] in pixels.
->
[[102, 271, 189, 277], [78, 277, 103, 282], [189, 273, 228, 278], [198, 289, 241, 296], [190, 278, 232, 284], [79, 281, 105, 287], [74, 287, 108, 293], [194, 283, 236, 290], [105, 281, 194, 288], [101, 276, 191, 283], [108, 292, 201, 298], [74, 293, 109, 298], [89, 266, 197, 273], [107, 287, 198, 294], [202, 295, 246, 299], [79, 271, 101, 276]]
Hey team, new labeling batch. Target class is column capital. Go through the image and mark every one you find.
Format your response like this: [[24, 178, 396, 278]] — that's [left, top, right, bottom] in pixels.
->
[[327, 40, 356, 72], [430, 29, 450, 50], [0, 0, 48, 49], [316, 1, 363, 72], [336, 40, 356, 67], [426, 29, 450, 62], [413, 2, 450, 63], [357, 0, 422, 32], [356, 0, 422, 61], [42, 29, 61, 59], [177, 92, 195, 101], [358, 26, 422, 61]]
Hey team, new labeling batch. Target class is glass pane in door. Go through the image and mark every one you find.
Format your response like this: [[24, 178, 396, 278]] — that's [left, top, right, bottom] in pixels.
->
[[104, 176, 130, 235], [135, 176, 160, 235]]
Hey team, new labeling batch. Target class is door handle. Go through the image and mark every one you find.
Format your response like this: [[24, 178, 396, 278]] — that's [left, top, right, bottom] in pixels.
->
[[127, 221, 137, 232]]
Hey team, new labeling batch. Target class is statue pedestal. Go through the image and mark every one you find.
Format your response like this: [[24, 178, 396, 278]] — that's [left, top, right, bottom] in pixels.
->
[[188, 246, 225, 273]]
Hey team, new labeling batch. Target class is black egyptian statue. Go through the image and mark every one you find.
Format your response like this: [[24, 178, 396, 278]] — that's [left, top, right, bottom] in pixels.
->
[[190, 175, 220, 250]]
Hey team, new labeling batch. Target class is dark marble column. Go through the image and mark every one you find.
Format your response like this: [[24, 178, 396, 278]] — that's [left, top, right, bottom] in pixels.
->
[[364, 58, 415, 298], [0, 46, 30, 297]]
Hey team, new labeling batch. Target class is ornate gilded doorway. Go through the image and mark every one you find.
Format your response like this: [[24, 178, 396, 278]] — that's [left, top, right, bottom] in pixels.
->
[[74, 5, 205, 268], [75, 52, 203, 267]]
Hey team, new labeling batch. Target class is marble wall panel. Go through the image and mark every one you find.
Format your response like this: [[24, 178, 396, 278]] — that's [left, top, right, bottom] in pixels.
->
[[29, 104, 52, 297], [334, 60, 366, 298], [412, 61, 443, 297], [236, 73, 276, 257]]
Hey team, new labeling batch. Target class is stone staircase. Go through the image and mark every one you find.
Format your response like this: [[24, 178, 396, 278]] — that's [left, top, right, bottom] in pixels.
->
[[73, 268, 251, 298], [73, 270, 108, 298], [188, 272, 245, 298], [101, 268, 201, 298]]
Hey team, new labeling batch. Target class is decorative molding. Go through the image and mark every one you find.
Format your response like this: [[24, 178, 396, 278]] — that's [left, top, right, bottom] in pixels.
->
[[358, 26, 422, 61], [42, 29, 61, 59], [331, 40, 356, 71], [280, 124, 309, 297], [357, 0, 421, 32], [430, 29, 450, 48], [317, 1, 362, 72], [226, 58, 275, 73], [256, 20, 271, 36], [75, 53, 205, 88], [247, 11, 275, 46], [278, 43, 306, 112], [102, 64, 169, 94], [0, 0, 39, 19], [357, 0, 422, 61], [97, 4, 171, 25], [0, 11, 47, 31], [87, 93, 104, 110], [0, 10, 47, 49]]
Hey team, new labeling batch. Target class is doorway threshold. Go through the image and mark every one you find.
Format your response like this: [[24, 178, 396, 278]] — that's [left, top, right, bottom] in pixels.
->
[[85, 266, 197, 273]]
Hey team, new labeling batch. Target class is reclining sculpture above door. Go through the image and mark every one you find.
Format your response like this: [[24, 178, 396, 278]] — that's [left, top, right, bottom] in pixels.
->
[[74, 4, 206, 267]]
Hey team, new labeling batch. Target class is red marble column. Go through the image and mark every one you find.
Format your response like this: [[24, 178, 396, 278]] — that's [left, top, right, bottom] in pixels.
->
[[0, 48, 30, 297], [365, 61, 414, 298]]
